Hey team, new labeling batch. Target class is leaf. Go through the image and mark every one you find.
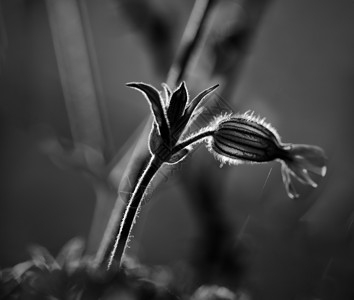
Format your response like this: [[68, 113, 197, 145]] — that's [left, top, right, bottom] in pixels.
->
[[185, 84, 219, 121], [167, 81, 188, 125], [161, 83, 172, 99], [148, 123, 162, 155], [173, 84, 219, 140], [127, 82, 170, 142]]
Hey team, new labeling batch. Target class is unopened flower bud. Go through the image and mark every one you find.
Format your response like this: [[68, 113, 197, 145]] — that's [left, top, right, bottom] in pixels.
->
[[209, 113, 283, 164]]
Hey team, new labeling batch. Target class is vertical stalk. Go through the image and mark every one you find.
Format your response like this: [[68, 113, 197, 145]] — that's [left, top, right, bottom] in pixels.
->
[[76, 0, 116, 254], [46, 0, 116, 256], [46, 0, 105, 154], [167, 0, 216, 87]]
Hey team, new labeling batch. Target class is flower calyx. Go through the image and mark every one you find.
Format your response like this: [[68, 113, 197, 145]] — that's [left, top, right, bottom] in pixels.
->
[[207, 112, 327, 199], [127, 81, 219, 163]]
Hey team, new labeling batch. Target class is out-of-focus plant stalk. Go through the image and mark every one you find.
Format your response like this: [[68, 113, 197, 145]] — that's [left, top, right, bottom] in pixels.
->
[[46, 0, 115, 253], [166, 0, 216, 87], [46, 0, 105, 153], [183, 0, 273, 285], [76, 0, 117, 253], [184, 0, 272, 286], [217, 0, 272, 101], [96, 0, 216, 268], [77, 0, 114, 161]]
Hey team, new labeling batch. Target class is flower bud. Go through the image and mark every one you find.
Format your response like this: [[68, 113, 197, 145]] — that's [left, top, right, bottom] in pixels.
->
[[208, 112, 283, 165], [207, 112, 327, 199]]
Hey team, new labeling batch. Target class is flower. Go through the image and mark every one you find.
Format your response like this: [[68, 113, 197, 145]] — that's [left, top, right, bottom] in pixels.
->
[[279, 143, 326, 199], [126, 81, 219, 163], [127, 81, 327, 199], [206, 112, 327, 199]]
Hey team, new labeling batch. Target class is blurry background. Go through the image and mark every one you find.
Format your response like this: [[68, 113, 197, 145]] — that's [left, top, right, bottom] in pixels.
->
[[1, 0, 354, 299]]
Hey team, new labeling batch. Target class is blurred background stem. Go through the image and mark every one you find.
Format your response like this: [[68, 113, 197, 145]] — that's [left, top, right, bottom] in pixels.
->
[[182, 0, 272, 287], [166, 0, 216, 87], [46, 0, 107, 155], [46, 0, 116, 254]]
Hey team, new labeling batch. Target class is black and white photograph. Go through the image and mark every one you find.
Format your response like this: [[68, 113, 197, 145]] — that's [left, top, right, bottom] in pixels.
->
[[1, 0, 354, 299]]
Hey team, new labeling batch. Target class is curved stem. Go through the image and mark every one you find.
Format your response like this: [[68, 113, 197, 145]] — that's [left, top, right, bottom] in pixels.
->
[[106, 155, 163, 269], [172, 130, 214, 154], [96, 130, 213, 268]]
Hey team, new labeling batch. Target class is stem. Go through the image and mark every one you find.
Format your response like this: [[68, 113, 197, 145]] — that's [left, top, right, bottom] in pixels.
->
[[97, 130, 213, 268], [105, 155, 163, 269], [173, 130, 214, 154]]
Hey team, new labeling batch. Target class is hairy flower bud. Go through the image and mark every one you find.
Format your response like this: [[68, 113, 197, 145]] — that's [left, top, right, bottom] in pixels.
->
[[209, 113, 282, 164], [207, 112, 327, 198]]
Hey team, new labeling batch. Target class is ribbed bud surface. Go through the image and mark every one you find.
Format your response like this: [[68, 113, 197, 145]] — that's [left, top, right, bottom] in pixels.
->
[[209, 114, 283, 165], [207, 112, 326, 198]]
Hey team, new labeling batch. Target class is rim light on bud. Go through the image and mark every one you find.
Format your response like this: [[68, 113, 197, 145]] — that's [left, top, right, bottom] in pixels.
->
[[207, 112, 327, 199]]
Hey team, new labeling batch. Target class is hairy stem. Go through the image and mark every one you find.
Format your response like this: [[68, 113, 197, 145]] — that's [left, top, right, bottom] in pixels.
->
[[105, 155, 163, 268], [173, 130, 214, 154], [100, 130, 214, 268]]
